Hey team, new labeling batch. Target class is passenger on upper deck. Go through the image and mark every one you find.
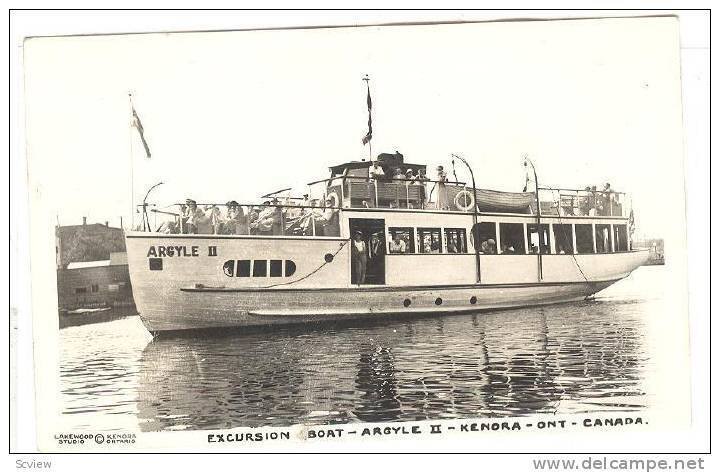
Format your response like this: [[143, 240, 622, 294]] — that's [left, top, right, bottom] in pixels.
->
[[435, 165, 449, 210], [205, 204, 224, 235], [602, 182, 617, 216], [248, 206, 260, 234], [224, 200, 249, 235], [392, 168, 405, 180], [414, 169, 429, 184], [369, 161, 385, 179], [182, 199, 209, 234], [579, 187, 592, 216]]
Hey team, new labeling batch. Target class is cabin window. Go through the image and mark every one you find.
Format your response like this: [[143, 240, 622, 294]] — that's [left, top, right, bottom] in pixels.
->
[[73, 287, 87, 294], [236, 260, 251, 277], [613, 224, 629, 252], [444, 228, 467, 253], [575, 224, 594, 254], [472, 222, 497, 254], [552, 224, 574, 254], [388, 227, 415, 253], [418, 228, 442, 253], [499, 223, 526, 254], [526, 224, 550, 254], [270, 260, 283, 277], [595, 224, 611, 253], [90, 284, 99, 293], [252, 260, 268, 277]]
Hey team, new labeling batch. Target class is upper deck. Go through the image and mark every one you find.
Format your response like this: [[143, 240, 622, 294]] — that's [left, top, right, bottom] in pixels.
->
[[140, 152, 631, 242]]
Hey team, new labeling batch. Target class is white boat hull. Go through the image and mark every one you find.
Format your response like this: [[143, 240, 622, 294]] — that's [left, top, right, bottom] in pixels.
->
[[125, 232, 648, 334]]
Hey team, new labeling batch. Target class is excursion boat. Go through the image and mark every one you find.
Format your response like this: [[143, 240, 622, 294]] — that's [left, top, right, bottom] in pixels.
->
[[125, 151, 648, 335]]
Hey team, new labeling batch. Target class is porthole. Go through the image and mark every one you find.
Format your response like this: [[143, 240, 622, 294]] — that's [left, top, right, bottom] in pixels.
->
[[435, 297, 443, 306], [403, 298, 411, 307], [222, 260, 235, 277], [470, 296, 477, 305], [324, 253, 334, 263], [285, 260, 296, 277]]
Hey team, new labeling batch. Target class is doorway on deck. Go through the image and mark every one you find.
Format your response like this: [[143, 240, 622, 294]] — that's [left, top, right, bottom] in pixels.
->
[[348, 218, 386, 285]]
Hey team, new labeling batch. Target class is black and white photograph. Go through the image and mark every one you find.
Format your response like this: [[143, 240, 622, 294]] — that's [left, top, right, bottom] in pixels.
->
[[10, 9, 710, 459]]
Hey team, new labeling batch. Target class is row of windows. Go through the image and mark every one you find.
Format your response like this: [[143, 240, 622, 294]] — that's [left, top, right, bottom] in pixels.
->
[[388, 227, 468, 254], [72, 282, 127, 294], [474, 222, 629, 255], [386, 223, 629, 255], [223, 259, 297, 278]]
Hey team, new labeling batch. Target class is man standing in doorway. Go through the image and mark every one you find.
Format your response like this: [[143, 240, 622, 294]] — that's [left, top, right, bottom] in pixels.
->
[[351, 231, 368, 285]]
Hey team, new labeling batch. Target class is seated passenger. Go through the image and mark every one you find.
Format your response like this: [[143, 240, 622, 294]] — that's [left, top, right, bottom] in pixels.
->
[[248, 206, 260, 234], [405, 169, 415, 181], [255, 201, 281, 236], [388, 233, 407, 253], [501, 243, 517, 254], [314, 196, 340, 236], [392, 168, 404, 180], [447, 234, 459, 253], [182, 199, 209, 234], [224, 201, 249, 235], [156, 219, 179, 234], [480, 238, 496, 254]]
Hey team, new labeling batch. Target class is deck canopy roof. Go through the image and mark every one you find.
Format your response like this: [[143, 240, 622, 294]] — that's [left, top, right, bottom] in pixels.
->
[[328, 151, 427, 177]]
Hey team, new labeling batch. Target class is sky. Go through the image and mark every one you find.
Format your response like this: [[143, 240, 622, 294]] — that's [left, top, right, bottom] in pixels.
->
[[23, 17, 684, 236]]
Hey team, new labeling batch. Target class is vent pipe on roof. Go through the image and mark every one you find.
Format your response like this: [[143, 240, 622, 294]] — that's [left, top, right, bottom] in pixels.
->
[[82, 216, 87, 226]]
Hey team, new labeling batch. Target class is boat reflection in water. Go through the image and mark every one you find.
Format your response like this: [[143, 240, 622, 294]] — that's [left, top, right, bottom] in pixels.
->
[[136, 298, 648, 431]]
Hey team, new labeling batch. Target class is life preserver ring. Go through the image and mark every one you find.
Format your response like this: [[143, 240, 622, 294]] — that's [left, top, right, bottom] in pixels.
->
[[326, 191, 340, 208], [454, 190, 475, 212]]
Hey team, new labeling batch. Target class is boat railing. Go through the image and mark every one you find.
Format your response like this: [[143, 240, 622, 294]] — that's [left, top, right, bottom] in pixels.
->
[[142, 201, 343, 237], [338, 176, 467, 210], [537, 187, 630, 217]]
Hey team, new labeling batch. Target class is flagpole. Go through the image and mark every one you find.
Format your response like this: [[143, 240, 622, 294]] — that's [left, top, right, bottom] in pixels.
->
[[363, 74, 372, 161], [128, 92, 134, 230]]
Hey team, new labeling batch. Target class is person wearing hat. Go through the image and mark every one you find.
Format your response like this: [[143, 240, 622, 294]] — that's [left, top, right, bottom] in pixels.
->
[[182, 199, 208, 234], [205, 204, 224, 235], [435, 165, 449, 210], [579, 186, 592, 216], [351, 230, 368, 284], [602, 182, 616, 216], [224, 200, 249, 235]]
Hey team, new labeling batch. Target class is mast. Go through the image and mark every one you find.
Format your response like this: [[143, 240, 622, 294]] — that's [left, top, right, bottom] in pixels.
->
[[128, 92, 134, 230], [524, 155, 543, 281], [451, 154, 481, 283]]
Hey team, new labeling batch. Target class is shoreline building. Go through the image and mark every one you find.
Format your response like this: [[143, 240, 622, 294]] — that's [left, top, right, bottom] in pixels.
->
[[56, 219, 136, 312]]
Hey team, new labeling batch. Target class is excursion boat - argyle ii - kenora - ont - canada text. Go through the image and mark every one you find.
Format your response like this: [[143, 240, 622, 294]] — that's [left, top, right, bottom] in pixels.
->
[[124, 85, 648, 336]]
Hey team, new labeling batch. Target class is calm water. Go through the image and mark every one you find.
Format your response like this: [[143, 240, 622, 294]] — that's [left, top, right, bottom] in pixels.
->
[[60, 267, 663, 432]]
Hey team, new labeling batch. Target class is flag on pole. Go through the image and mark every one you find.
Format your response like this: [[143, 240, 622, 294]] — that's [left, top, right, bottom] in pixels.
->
[[362, 77, 372, 145], [131, 103, 152, 159]]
